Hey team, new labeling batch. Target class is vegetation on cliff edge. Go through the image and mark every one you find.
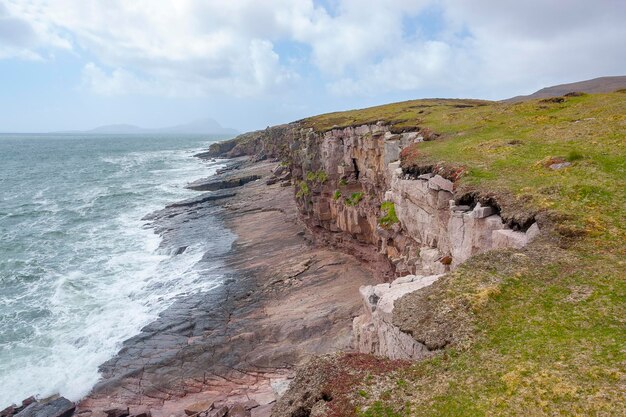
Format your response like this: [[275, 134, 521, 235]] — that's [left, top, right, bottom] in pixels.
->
[[303, 92, 626, 416]]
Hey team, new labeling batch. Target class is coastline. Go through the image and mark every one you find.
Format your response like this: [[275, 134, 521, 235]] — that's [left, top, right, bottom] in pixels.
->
[[76, 158, 386, 417], [4, 89, 624, 417]]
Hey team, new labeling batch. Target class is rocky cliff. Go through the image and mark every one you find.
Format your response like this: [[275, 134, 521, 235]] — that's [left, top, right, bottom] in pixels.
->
[[172, 92, 626, 415], [207, 120, 540, 362]]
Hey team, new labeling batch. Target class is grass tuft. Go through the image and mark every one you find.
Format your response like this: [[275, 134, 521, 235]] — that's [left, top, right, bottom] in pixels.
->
[[379, 201, 399, 228], [566, 150, 584, 162], [345, 192, 364, 206], [296, 181, 310, 198]]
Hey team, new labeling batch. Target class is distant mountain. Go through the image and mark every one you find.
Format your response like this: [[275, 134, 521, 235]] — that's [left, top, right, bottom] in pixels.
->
[[87, 124, 145, 134], [155, 118, 238, 135], [505, 76, 626, 102], [58, 118, 238, 135]]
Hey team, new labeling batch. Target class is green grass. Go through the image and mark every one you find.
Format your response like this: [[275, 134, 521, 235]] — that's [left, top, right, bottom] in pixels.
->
[[302, 98, 492, 133], [345, 192, 364, 206], [307, 92, 626, 416], [296, 181, 310, 198], [379, 201, 399, 228], [306, 170, 329, 184], [357, 401, 408, 417]]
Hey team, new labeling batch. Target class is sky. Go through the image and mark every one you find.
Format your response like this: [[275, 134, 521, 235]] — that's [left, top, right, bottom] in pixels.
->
[[0, 0, 625, 133]]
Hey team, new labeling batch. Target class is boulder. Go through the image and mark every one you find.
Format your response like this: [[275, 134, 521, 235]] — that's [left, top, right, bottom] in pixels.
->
[[272, 165, 287, 176], [353, 275, 442, 359], [1, 405, 16, 417], [104, 409, 129, 417], [226, 404, 249, 417], [492, 229, 528, 249], [14, 398, 75, 417], [428, 175, 454, 192], [21, 400, 36, 409], [174, 246, 188, 255], [526, 223, 540, 242], [207, 407, 228, 417], [471, 202, 495, 219], [184, 401, 214, 416]]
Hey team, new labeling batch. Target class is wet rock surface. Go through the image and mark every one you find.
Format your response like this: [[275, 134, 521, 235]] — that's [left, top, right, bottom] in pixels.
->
[[7, 397, 75, 417], [186, 174, 261, 192], [77, 161, 382, 417]]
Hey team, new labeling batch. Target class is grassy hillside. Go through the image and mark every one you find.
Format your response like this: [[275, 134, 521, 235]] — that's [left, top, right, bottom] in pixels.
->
[[304, 92, 626, 416]]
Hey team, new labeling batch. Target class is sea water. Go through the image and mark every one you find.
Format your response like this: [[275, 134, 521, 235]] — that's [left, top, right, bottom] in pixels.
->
[[0, 134, 231, 405]]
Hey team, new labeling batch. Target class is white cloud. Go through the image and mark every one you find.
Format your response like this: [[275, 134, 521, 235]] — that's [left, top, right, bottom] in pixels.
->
[[7, 0, 305, 96], [3, 0, 626, 99], [0, 1, 69, 59], [81, 63, 146, 96]]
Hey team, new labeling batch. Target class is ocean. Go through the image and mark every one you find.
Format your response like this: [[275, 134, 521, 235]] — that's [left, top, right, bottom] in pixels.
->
[[0, 134, 232, 405]]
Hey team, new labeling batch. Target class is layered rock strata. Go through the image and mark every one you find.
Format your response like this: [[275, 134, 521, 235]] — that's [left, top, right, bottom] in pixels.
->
[[77, 161, 383, 417], [209, 122, 540, 360], [352, 274, 441, 360]]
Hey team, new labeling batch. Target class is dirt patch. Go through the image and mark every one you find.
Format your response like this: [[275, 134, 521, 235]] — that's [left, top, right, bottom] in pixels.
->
[[271, 353, 410, 417]]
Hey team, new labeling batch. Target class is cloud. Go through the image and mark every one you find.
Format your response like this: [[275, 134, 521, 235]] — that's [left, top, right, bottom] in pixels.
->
[[0, 2, 41, 59], [0, 1, 71, 59], [300, 0, 626, 98], [81, 39, 298, 97], [3, 0, 626, 99], [7, 0, 304, 96]]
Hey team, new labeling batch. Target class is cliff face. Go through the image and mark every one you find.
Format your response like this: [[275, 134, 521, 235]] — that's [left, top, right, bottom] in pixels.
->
[[282, 123, 537, 274], [212, 122, 538, 360], [203, 92, 626, 416]]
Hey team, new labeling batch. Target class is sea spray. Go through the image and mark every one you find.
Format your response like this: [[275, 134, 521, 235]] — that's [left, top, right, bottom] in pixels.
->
[[0, 134, 233, 405]]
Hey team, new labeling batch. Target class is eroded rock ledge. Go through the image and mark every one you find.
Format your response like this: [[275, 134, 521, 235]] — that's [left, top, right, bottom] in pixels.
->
[[210, 121, 541, 362]]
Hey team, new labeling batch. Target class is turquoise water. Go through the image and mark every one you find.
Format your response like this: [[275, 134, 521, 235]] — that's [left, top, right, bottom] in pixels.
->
[[0, 134, 229, 405]]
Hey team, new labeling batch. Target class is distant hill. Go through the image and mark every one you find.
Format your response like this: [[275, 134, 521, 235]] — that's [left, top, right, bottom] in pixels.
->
[[88, 124, 145, 134], [504, 76, 626, 102], [59, 118, 238, 135]]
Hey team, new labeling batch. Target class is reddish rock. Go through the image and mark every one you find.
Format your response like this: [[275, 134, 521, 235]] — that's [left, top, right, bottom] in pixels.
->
[[21, 399, 36, 409], [242, 401, 259, 411], [184, 401, 214, 416], [207, 406, 228, 417], [225, 404, 249, 417], [0, 405, 16, 417], [249, 405, 272, 417], [14, 397, 75, 417], [103, 408, 129, 417]]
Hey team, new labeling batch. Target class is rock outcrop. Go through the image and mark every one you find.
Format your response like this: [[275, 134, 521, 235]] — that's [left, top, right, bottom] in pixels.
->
[[352, 274, 442, 360], [3, 397, 75, 417], [186, 174, 260, 191], [208, 121, 541, 360]]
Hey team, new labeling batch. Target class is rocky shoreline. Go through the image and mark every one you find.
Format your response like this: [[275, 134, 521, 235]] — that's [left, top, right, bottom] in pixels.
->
[[5, 118, 542, 417], [68, 157, 388, 417]]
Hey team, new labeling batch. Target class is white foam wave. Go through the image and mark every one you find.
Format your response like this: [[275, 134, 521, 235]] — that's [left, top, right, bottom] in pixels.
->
[[0, 141, 229, 405]]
